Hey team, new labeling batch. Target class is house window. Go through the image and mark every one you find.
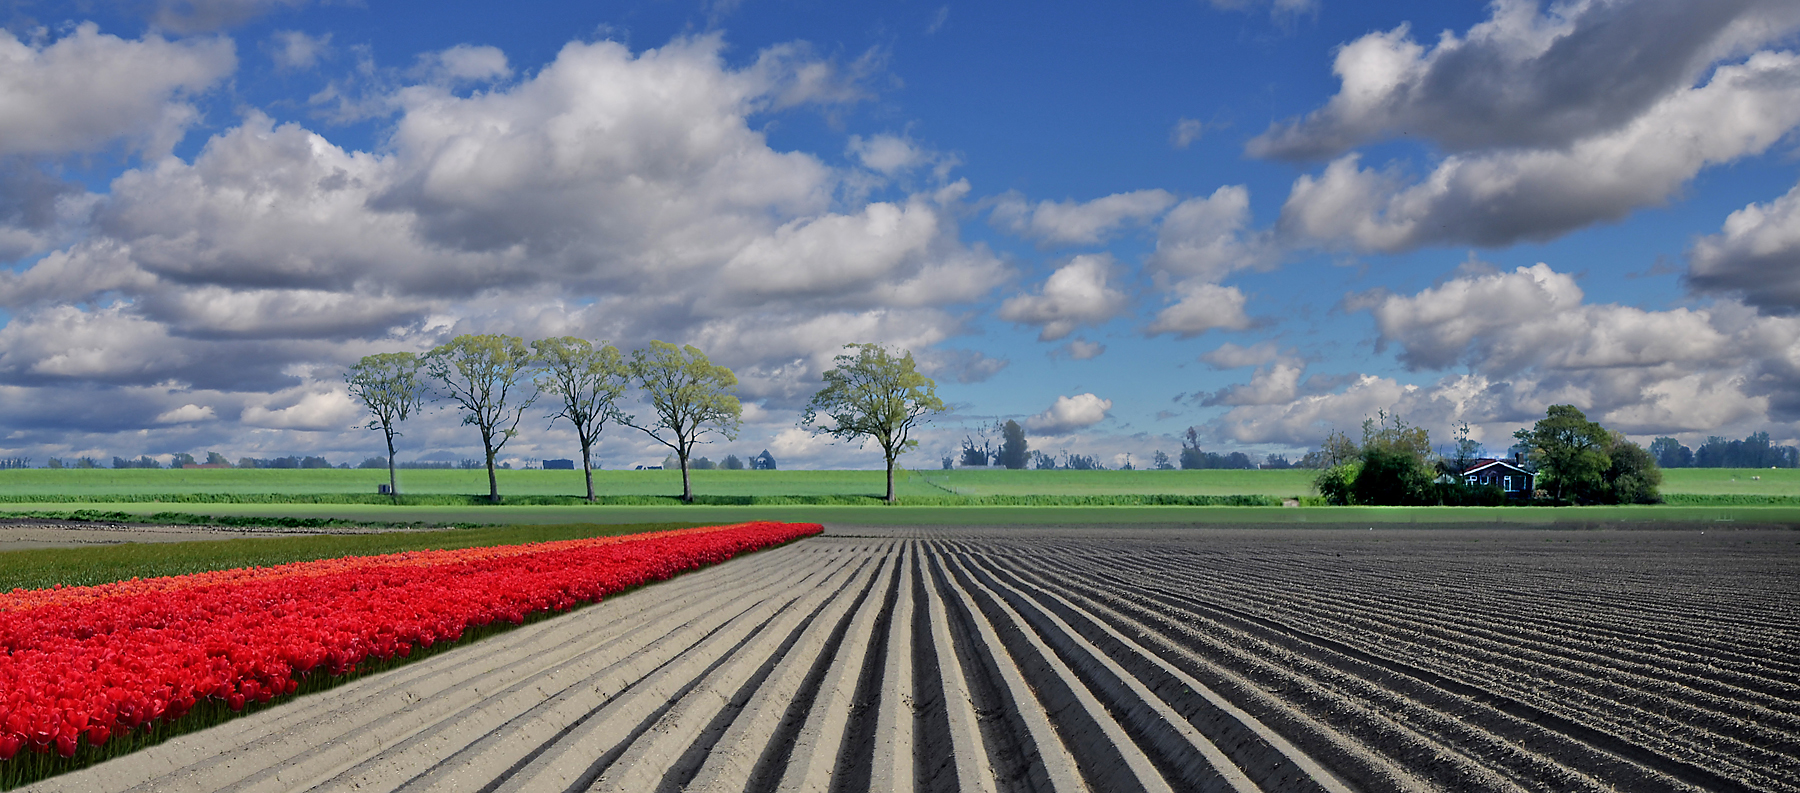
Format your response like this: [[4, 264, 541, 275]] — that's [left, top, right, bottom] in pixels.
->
[[1466, 475, 1478, 486], [1504, 475, 1514, 491]]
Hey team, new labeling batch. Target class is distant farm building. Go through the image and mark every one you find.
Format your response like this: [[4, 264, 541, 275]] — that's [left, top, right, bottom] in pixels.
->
[[542, 459, 575, 470], [1459, 457, 1534, 497]]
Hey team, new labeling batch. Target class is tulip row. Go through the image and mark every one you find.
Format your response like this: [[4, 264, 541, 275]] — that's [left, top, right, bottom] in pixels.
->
[[0, 521, 820, 763]]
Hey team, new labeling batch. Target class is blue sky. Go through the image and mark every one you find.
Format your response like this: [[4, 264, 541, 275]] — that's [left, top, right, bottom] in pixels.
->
[[3, 0, 1799, 469]]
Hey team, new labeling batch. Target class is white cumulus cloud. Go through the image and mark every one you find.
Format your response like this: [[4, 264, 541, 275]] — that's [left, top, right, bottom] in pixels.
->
[[1250, 0, 1800, 159], [1262, 1, 1800, 253], [1209, 262, 1800, 449], [998, 254, 1130, 341], [155, 403, 217, 424], [1688, 179, 1800, 315], [1025, 393, 1113, 435], [0, 23, 235, 158], [989, 189, 1176, 246]]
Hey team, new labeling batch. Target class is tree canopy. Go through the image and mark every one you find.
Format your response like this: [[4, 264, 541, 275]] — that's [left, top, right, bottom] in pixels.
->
[[802, 343, 945, 503], [996, 420, 1029, 470], [532, 337, 630, 502], [627, 341, 741, 502], [1514, 404, 1611, 503], [346, 351, 428, 498], [424, 334, 538, 503]]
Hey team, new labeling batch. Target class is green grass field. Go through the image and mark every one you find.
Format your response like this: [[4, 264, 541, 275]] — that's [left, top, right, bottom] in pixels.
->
[[0, 468, 934, 497], [0, 467, 1321, 498], [2, 466, 1790, 499], [1657, 467, 1800, 494], [6, 501, 1798, 529], [1, 468, 1796, 530]]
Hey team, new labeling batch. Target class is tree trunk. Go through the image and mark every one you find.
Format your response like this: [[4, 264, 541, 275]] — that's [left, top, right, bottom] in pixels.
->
[[679, 448, 693, 502], [581, 439, 595, 502], [484, 434, 499, 503], [385, 428, 398, 500], [885, 454, 896, 503]]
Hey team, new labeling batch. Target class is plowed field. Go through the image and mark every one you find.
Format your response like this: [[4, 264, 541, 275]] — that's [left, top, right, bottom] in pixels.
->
[[27, 526, 1797, 792]]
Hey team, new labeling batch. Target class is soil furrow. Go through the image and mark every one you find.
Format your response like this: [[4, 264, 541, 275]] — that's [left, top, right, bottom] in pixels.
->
[[274, 549, 820, 793], [477, 551, 865, 793], [1071, 558, 1759, 793], [773, 544, 899, 792], [1163, 563, 1800, 774], [940, 549, 1174, 793], [952, 550, 1263, 793], [1016, 556, 1574, 792], [587, 550, 880, 793], [493, 546, 864, 791], [867, 543, 916, 793], [915, 542, 1000, 793], [967, 553, 1354, 793]]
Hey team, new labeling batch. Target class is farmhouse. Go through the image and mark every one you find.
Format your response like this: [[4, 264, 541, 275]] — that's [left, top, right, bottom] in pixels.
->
[[1459, 457, 1535, 497]]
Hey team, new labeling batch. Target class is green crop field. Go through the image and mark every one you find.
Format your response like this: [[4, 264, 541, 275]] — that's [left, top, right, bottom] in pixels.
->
[[0, 468, 933, 497], [5, 501, 1798, 529], [1, 468, 1796, 529], [0, 467, 1330, 500], [915, 468, 1319, 496], [0, 466, 1789, 499], [1658, 467, 1800, 494]]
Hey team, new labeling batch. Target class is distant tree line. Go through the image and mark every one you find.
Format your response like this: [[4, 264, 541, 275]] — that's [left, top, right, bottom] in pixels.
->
[[236, 455, 337, 469], [657, 451, 776, 470], [1649, 432, 1798, 468]]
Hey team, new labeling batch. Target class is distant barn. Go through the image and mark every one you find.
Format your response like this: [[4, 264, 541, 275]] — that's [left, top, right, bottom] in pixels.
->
[[542, 459, 575, 470]]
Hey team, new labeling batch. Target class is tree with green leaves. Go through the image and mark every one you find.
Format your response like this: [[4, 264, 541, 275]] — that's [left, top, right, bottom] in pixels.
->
[[424, 334, 538, 503], [1514, 404, 1610, 504], [346, 351, 429, 499], [802, 343, 946, 503], [996, 419, 1029, 469], [532, 337, 630, 502], [627, 341, 742, 502], [1603, 432, 1663, 504]]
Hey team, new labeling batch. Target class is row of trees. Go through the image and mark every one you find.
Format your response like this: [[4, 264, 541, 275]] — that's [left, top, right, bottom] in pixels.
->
[[349, 337, 741, 503], [352, 337, 943, 503], [1649, 433, 1799, 468], [1312, 406, 1663, 506]]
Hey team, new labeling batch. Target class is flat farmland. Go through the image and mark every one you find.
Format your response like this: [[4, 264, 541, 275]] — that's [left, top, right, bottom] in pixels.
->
[[0, 468, 1321, 500], [1, 467, 1791, 500], [1659, 467, 1800, 495], [33, 525, 1798, 792]]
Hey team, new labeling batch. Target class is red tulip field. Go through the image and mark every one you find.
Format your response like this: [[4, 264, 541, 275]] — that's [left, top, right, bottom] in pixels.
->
[[7, 523, 1797, 792], [0, 520, 819, 782]]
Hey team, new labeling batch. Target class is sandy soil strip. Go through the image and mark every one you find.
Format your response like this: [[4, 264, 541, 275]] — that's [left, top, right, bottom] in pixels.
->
[[867, 543, 916, 793]]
